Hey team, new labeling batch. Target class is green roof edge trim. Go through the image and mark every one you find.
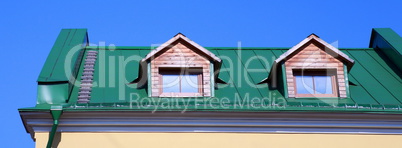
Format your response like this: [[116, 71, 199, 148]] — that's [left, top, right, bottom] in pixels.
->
[[85, 46, 373, 50], [18, 102, 402, 113]]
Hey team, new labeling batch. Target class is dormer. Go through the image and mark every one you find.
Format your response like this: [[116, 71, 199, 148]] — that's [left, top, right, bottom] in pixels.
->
[[268, 34, 355, 98], [140, 33, 221, 97]]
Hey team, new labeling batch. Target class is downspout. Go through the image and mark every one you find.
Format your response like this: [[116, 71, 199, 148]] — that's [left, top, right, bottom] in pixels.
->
[[47, 109, 62, 148]]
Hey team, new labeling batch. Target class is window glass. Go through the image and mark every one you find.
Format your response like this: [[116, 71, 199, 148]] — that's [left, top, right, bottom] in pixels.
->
[[295, 72, 335, 96], [161, 71, 201, 94], [162, 75, 180, 93], [181, 74, 198, 93], [314, 76, 332, 94], [295, 75, 314, 94]]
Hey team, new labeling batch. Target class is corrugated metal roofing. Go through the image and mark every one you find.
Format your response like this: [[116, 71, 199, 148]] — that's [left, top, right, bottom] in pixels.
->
[[60, 46, 402, 111]]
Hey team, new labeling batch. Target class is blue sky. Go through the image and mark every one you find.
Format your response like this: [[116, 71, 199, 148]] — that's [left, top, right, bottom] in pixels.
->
[[1, 0, 401, 147]]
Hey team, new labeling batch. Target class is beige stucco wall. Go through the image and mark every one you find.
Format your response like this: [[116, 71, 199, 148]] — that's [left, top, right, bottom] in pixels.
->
[[36, 132, 402, 148]]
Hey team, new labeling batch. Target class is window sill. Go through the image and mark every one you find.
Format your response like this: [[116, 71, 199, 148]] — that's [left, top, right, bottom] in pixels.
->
[[295, 94, 338, 98], [159, 93, 204, 97], [292, 97, 340, 100]]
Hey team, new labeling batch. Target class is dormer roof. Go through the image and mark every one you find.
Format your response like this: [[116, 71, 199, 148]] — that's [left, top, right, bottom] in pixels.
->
[[274, 33, 355, 68], [141, 33, 221, 63]]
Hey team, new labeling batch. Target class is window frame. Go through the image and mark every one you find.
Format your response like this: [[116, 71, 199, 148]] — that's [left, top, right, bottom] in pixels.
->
[[293, 69, 338, 98], [158, 67, 203, 97]]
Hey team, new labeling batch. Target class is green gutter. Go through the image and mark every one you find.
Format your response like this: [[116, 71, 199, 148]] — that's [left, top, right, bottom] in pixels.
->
[[47, 109, 63, 148]]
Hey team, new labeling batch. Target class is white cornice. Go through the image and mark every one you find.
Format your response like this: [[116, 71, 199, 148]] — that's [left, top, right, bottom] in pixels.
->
[[20, 111, 402, 140]]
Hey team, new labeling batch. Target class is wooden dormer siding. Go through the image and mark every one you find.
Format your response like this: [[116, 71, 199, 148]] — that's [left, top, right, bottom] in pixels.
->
[[284, 40, 347, 98], [150, 41, 211, 97]]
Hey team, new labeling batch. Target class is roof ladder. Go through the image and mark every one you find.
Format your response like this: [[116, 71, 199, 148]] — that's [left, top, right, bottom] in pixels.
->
[[77, 50, 98, 103]]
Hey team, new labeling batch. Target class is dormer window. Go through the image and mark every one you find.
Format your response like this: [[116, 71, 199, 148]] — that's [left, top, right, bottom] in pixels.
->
[[265, 34, 355, 99], [160, 68, 203, 97], [293, 69, 338, 98], [139, 33, 222, 97]]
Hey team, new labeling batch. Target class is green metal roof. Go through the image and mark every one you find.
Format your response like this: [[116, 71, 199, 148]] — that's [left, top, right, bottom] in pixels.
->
[[19, 28, 402, 113]]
